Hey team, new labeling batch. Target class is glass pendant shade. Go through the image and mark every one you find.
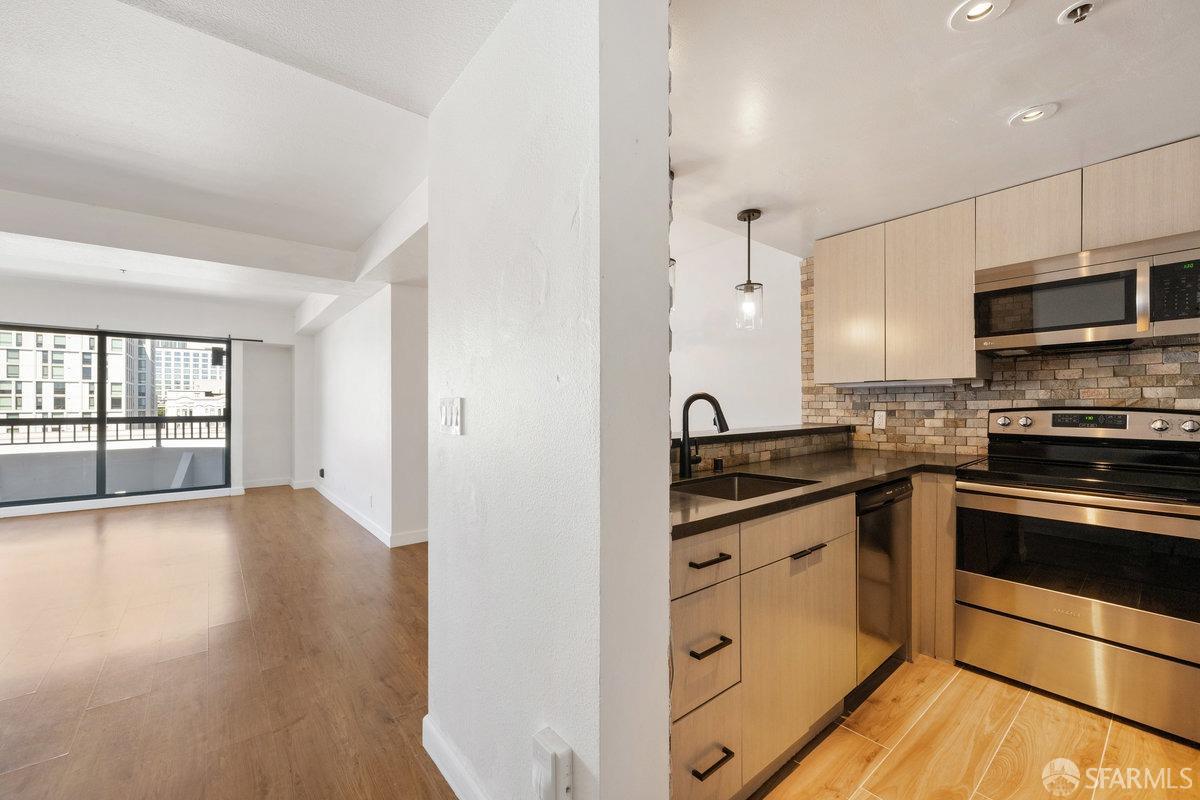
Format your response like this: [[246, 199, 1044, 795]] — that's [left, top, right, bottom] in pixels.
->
[[734, 208, 764, 330], [735, 281, 763, 329]]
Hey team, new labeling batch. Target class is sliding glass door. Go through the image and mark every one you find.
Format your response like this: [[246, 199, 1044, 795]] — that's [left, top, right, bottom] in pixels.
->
[[0, 327, 99, 504], [0, 325, 231, 507]]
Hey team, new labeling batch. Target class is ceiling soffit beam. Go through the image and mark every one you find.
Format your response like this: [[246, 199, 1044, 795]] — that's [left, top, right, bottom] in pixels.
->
[[0, 187, 356, 280], [353, 179, 428, 284]]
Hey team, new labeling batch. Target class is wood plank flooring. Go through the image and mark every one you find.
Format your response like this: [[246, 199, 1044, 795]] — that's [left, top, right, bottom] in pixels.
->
[[761, 656, 1200, 800], [0, 487, 454, 800]]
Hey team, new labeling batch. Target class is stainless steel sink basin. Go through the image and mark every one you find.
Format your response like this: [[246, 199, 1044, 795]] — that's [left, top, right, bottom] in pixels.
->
[[671, 473, 818, 501]]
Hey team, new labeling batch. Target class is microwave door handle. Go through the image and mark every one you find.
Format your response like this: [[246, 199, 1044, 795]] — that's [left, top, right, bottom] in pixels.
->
[[1137, 260, 1151, 332]]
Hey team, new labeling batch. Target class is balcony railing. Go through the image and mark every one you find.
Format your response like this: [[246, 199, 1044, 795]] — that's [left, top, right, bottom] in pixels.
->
[[0, 416, 227, 447]]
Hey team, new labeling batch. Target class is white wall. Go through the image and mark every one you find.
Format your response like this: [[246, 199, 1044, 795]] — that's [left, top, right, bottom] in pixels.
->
[[242, 343, 294, 487], [425, 0, 670, 798], [314, 285, 392, 542], [669, 215, 803, 432], [390, 285, 428, 542]]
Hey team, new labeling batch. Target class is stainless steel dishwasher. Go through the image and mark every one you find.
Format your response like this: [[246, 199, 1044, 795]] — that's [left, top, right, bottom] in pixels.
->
[[856, 478, 912, 683]]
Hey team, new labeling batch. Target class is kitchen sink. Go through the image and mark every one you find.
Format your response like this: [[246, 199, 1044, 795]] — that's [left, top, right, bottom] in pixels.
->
[[671, 473, 818, 501]]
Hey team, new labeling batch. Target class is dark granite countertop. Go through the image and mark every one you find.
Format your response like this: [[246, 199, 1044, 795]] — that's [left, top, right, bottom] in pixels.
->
[[671, 448, 981, 539], [670, 423, 851, 448]]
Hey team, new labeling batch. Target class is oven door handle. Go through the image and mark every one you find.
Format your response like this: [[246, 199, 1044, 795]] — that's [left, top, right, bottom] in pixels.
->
[[956, 481, 1200, 541]]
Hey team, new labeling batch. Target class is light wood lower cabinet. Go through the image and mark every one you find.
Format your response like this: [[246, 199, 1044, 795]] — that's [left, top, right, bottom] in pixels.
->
[[909, 472, 957, 661], [739, 495, 855, 572], [671, 577, 741, 721], [671, 684, 743, 800], [671, 525, 741, 600], [738, 530, 857, 780]]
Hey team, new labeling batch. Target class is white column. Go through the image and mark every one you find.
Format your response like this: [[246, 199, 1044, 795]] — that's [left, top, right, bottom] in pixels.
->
[[424, 0, 670, 797]]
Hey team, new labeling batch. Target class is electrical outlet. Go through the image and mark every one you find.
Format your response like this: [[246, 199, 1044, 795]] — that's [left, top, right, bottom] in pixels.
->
[[873, 410, 887, 430], [319, 468, 325, 478], [439, 397, 464, 435], [532, 728, 572, 800]]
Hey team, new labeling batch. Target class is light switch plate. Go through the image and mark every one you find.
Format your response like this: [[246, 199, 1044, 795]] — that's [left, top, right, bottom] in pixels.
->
[[439, 397, 463, 435], [873, 410, 887, 430]]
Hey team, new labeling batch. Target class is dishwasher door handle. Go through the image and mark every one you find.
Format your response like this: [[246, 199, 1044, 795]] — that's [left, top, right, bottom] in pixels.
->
[[857, 479, 914, 515]]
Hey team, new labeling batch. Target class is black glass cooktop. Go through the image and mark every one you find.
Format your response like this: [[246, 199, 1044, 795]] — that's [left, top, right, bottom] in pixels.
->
[[958, 457, 1200, 505]]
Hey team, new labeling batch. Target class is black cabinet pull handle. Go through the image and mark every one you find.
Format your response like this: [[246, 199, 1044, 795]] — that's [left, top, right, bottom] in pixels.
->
[[790, 542, 827, 561], [691, 746, 735, 782], [689, 635, 733, 661], [688, 552, 732, 570]]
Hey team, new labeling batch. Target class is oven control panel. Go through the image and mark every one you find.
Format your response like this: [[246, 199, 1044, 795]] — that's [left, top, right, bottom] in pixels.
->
[[990, 408, 1200, 441], [1051, 412, 1128, 429]]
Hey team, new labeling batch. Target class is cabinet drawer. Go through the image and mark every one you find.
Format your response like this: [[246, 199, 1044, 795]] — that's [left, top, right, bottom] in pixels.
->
[[671, 577, 740, 721], [671, 525, 740, 599], [671, 684, 743, 800], [739, 495, 855, 572]]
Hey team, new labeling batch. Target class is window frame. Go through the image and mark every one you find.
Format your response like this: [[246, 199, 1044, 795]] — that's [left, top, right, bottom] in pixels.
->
[[0, 322, 232, 507]]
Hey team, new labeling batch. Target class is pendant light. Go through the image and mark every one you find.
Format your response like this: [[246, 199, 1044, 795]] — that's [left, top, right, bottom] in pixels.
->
[[735, 208, 763, 329]]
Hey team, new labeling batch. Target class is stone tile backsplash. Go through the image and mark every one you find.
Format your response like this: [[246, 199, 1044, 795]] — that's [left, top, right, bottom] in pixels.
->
[[670, 431, 850, 479], [800, 258, 1200, 455]]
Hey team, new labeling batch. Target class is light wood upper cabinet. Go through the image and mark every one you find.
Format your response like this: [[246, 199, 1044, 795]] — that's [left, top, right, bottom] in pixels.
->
[[1083, 137, 1200, 250], [813, 225, 885, 384], [884, 199, 976, 382], [739, 531, 856, 781], [976, 171, 1082, 269]]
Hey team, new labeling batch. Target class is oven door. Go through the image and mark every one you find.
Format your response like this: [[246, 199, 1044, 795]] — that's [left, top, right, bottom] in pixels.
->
[[954, 482, 1200, 664], [975, 259, 1151, 351]]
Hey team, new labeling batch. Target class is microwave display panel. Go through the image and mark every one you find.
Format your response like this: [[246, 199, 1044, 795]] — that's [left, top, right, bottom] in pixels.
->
[[975, 270, 1138, 338]]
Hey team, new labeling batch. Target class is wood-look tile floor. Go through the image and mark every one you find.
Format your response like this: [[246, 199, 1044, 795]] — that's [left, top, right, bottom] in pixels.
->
[[759, 656, 1200, 800], [0, 487, 455, 800]]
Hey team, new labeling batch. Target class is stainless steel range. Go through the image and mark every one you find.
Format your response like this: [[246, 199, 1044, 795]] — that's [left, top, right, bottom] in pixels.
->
[[955, 407, 1200, 743]]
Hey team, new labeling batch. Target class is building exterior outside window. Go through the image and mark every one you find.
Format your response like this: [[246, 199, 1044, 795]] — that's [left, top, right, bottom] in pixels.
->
[[0, 330, 156, 419]]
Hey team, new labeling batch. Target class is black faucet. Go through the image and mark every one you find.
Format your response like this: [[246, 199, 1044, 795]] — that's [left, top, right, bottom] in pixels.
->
[[678, 393, 730, 480]]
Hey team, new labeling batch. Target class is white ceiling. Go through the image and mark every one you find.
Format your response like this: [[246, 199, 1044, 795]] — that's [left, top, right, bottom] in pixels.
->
[[669, 0, 1200, 257], [116, 0, 517, 116], [0, 0, 428, 252]]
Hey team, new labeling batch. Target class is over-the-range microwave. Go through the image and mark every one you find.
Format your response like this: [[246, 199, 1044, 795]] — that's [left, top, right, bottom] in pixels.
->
[[975, 248, 1200, 353]]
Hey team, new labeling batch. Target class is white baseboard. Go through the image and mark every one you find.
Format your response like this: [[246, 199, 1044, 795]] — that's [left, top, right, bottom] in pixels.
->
[[0, 487, 237, 518], [230, 486, 246, 496], [422, 714, 491, 800], [315, 484, 392, 547], [290, 479, 317, 490], [243, 477, 291, 489], [391, 527, 428, 547]]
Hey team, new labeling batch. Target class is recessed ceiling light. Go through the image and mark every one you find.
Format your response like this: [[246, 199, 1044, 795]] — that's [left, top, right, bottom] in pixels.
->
[[948, 0, 1011, 30], [966, 2, 995, 20], [1008, 103, 1060, 127]]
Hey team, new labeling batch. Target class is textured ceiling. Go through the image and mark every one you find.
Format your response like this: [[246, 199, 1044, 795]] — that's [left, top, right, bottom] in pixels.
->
[[116, 0, 517, 116], [0, 0, 428, 252], [670, 0, 1200, 257]]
